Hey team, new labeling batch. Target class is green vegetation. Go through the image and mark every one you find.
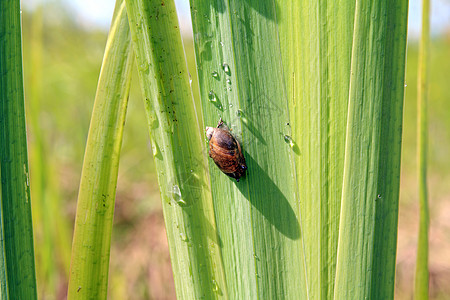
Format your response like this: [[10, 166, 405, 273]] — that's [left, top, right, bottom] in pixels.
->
[[0, 0, 38, 298], [126, 0, 226, 298], [9, 1, 450, 299], [191, 1, 305, 297], [415, 0, 430, 298], [335, 2, 407, 298], [67, 1, 133, 298]]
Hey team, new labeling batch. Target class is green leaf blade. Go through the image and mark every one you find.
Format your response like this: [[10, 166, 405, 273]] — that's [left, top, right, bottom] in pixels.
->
[[415, 0, 430, 298], [67, 1, 133, 298], [0, 0, 38, 298], [278, 1, 355, 298], [334, 1, 408, 298], [191, 1, 306, 298], [125, 0, 227, 298]]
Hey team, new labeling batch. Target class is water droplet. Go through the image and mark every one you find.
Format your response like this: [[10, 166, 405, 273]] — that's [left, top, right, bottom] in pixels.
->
[[404, 84, 407, 87], [180, 232, 189, 242], [284, 135, 295, 147], [188, 72, 192, 85], [211, 71, 219, 79], [228, 87, 232, 91], [212, 279, 219, 293], [208, 90, 217, 102], [139, 63, 149, 72], [151, 141, 159, 157], [237, 109, 248, 124], [222, 63, 230, 75], [171, 185, 186, 205], [219, 41, 224, 47], [229, 104, 233, 108], [226, 79, 231, 85]]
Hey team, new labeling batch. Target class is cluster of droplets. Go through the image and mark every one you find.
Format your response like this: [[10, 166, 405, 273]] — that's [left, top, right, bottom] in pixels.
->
[[208, 61, 233, 106]]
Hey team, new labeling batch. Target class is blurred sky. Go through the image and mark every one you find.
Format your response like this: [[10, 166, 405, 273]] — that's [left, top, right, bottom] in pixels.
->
[[23, 0, 450, 39]]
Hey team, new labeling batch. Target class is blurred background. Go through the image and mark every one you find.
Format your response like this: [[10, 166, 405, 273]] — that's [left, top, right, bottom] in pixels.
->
[[20, 0, 450, 299]]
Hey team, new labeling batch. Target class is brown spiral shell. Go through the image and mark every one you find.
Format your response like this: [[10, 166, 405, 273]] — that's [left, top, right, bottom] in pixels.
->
[[206, 119, 247, 182]]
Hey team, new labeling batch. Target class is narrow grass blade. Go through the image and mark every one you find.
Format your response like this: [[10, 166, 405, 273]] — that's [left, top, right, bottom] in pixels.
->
[[334, 1, 408, 299], [0, 212, 6, 297], [415, 0, 430, 297], [278, 1, 355, 298], [67, 1, 133, 298], [125, 0, 226, 298], [190, 1, 305, 298], [0, 0, 38, 298]]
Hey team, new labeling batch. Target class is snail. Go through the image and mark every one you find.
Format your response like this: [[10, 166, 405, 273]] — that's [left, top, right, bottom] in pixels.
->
[[206, 118, 247, 182]]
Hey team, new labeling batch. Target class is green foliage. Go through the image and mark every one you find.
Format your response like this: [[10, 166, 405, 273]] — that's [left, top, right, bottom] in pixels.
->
[[16, 0, 450, 299], [415, 0, 430, 298], [279, 2, 354, 298], [125, 0, 226, 298], [190, 0, 408, 299], [67, 1, 133, 298], [191, 1, 305, 298], [0, 0, 38, 298], [335, 1, 408, 298]]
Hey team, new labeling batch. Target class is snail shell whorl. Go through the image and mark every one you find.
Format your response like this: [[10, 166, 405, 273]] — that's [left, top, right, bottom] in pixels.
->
[[206, 126, 247, 181]]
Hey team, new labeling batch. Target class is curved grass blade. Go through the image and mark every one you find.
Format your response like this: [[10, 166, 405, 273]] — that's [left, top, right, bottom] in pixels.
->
[[190, 1, 305, 298], [0, 0, 38, 298], [334, 1, 409, 298], [415, 0, 430, 297], [67, 1, 133, 298], [125, 0, 226, 298]]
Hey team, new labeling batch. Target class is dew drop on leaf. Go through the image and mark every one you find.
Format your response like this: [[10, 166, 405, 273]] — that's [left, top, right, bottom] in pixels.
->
[[284, 135, 295, 148], [171, 185, 186, 205], [208, 90, 217, 102], [222, 62, 230, 75]]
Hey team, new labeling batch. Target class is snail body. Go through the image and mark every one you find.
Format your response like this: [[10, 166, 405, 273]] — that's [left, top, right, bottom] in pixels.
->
[[206, 119, 247, 182]]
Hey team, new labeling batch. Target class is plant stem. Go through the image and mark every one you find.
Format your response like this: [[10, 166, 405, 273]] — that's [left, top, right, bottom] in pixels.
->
[[415, 0, 430, 298]]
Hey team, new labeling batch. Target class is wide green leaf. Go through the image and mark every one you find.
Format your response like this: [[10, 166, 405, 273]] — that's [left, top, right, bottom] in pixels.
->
[[334, 1, 408, 298], [190, 1, 305, 298], [67, 1, 133, 298], [0, 0, 38, 298], [278, 1, 355, 298], [191, 0, 408, 299]]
